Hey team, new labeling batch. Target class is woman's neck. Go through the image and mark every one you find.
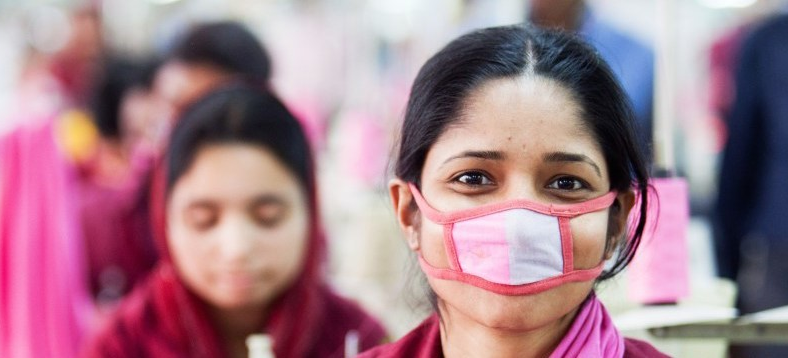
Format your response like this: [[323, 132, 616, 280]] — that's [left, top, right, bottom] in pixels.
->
[[438, 304, 579, 358], [208, 304, 268, 358]]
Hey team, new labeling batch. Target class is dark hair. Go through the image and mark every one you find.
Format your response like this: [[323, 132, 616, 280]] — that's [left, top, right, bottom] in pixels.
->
[[169, 21, 271, 84], [89, 56, 160, 138], [166, 85, 312, 198], [395, 24, 649, 280]]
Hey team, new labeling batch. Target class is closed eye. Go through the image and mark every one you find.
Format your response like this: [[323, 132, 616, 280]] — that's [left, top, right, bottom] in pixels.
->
[[249, 195, 288, 228], [185, 204, 219, 231]]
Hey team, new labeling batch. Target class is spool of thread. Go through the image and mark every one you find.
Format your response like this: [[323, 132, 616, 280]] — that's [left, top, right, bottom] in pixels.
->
[[345, 330, 360, 358], [246, 334, 274, 358], [627, 177, 690, 304]]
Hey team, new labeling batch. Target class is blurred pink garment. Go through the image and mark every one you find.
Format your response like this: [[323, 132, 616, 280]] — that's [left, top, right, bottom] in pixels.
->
[[627, 178, 690, 304], [0, 118, 93, 357], [77, 145, 158, 303], [708, 25, 750, 152], [335, 111, 388, 188], [709, 25, 749, 121], [284, 98, 327, 151]]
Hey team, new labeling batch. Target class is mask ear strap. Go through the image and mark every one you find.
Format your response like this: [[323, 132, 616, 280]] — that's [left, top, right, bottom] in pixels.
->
[[407, 184, 462, 270], [408, 183, 450, 223]]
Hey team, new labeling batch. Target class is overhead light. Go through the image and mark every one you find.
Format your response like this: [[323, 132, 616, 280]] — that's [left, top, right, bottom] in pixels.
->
[[148, 0, 185, 5], [24, 5, 71, 54], [697, 0, 758, 9]]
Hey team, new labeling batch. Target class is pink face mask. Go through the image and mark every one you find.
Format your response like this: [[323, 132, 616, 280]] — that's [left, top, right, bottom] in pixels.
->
[[408, 183, 617, 296]]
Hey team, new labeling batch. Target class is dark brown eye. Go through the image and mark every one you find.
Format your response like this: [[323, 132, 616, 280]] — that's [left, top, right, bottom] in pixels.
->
[[455, 172, 493, 186], [547, 177, 585, 191]]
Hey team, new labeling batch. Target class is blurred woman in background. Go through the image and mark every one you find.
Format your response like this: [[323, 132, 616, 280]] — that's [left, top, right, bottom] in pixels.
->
[[78, 57, 161, 307], [152, 20, 273, 129], [78, 19, 275, 316], [84, 85, 386, 358]]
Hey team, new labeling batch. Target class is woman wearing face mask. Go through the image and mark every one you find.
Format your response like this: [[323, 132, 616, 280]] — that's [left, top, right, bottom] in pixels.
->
[[359, 25, 667, 357], [84, 85, 386, 358]]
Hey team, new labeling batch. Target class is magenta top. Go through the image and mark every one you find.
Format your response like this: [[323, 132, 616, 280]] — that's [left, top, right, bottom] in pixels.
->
[[359, 294, 669, 358]]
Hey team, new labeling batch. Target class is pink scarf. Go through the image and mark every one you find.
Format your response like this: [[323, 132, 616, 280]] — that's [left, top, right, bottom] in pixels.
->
[[0, 119, 93, 357], [550, 294, 624, 358]]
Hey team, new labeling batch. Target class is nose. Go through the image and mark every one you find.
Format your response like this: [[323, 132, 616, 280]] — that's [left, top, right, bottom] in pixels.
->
[[216, 214, 258, 265], [505, 176, 541, 201]]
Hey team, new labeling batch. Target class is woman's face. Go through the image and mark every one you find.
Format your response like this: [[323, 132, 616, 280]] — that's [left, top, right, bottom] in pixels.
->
[[167, 143, 309, 311], [392, 76, 632, 331]]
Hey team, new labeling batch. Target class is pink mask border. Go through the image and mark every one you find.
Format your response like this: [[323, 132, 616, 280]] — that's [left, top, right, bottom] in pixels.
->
[[408, 183, 616, 296]]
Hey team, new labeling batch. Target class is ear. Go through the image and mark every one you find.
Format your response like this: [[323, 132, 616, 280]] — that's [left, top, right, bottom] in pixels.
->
[[388, 178, 421, 251], [605, 189, 636, 259]]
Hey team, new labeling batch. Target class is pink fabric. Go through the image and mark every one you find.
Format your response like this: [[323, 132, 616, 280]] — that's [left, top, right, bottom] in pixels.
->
[[452, 211, 509, 283], [282, 97, 327, 150], [334, 110, 389, 187], [78, 145, 157, 302], [707, 25, 750, 152], [627, 177, 689, 304], [409, 183, 612, 296], [549, 294, 624, 358], [0, 119, 93, 357]]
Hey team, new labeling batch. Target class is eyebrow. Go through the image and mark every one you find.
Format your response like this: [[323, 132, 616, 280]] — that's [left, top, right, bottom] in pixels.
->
[[543, 151, 602, 177], [250, 194, 287, 207], [441, 150, 506, 167], [185, 200, 217, 210], [184, 194, 287, 209]]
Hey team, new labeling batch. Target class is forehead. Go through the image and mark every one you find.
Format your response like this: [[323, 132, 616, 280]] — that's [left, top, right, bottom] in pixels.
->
[[171, 144, 299, 202], [458, 75, 585, 136], [425, 75, 605, 170]]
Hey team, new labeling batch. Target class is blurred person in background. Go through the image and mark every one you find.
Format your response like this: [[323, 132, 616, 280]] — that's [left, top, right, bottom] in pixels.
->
[[0, 6, 104, 357], [714, 13, 788, 358], [360, 25, 666, 357], [101, 20, 278, 311], [78, 18, 278, 314], [707, 25, 751, 153], [144, 20, 276, 209], [12, 6, 103, 118], [84, 85, 386, 358], [528, 0, 654, 157], [152, 20, 272, 133], [47, 8, 104, 108], [77, 57, 161, 309]]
